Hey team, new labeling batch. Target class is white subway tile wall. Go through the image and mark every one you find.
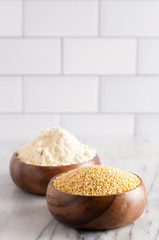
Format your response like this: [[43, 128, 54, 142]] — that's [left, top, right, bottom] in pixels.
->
[[0, 114, 60, 141], [136, 115, 159, 136], [0, 0, 158, 140], [101, 1, 159, 37], [64, 39, 136, 74], [0, 1, 22, 36], [0, 77, 22, 112], [0, 39, 61, 74], [139, 39, 159, 74], [24, 1, 98, 36], [62, 114, 134, 138], [101, 77, 159, 113], [24, 77, 98, 112]]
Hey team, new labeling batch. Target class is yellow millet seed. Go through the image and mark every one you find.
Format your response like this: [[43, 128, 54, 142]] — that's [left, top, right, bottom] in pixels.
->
[[53, 165, 141, 196]]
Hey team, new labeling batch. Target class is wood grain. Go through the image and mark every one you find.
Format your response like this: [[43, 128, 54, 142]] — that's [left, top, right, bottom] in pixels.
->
[[46, 174, 146, 229], [9, 152, 100, 195]]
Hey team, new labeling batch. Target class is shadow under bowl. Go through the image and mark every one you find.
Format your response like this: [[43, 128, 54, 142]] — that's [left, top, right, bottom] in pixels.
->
[[46, 173, 146, 229], [10, 152, 100, 195]]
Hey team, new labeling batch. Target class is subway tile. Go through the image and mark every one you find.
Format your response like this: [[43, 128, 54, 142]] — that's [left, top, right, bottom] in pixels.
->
[[101, 77, 159, 113], [0, 39, 61, 74], [0, 77, 22, 112], [25, 1, 98, 36], [139, 39, 159, 74], [0, 114, 60, 141], [64, 39, 136, 74], [101, 1, 159, 37], [24, 77, 98, 112], [62, 114, 134, 137], [0, 1, 22, 36], [137, 115, 159, 136]]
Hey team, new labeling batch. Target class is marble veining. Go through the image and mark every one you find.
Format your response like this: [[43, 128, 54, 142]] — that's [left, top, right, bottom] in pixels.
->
[[0, 138, 159, 240]]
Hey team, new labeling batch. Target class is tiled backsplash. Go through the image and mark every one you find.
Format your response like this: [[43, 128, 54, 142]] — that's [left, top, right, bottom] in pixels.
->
[[1, 0, 159, 140]]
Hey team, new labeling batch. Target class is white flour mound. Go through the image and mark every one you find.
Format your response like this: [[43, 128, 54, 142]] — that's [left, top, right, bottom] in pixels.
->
[[18, 127, 96, 166]]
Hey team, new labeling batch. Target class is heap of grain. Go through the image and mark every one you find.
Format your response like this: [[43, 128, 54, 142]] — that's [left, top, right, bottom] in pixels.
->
[[53, 165, 140, 196]]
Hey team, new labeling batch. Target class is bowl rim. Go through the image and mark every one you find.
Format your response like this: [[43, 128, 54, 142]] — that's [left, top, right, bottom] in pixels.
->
[[49, 170, 143, 198], [13, 152, 99, 169]]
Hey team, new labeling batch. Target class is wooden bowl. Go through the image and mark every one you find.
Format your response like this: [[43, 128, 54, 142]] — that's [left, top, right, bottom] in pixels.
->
[[46, 173, 146, 230], [10, 152, 100, 195]]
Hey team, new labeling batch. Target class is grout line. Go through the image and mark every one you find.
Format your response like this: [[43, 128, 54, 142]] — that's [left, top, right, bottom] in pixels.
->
[[0, 74, 99, 77], [98, 0, 101, 37], [136, 38, 139, 75], [22, 0, 25, 37], [98, 76, 101, 113], [0, 36, 159, 40], [1, 74, 159, 77], [134, 114, 138, 137], [61, 38, 64, 75], [0, 112, 158, 115], [0, 36, 142, 39], [21, 0, 99, 1], [7, 0, 159, 1], [0, 74, 137, 77], [21, 77, 25, 113], [100, 0, 159, 1], [59, 114, 63, 127], [0, 36, 61, 39]]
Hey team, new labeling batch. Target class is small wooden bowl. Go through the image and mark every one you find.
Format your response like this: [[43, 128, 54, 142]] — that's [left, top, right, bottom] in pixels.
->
[[46, 173, 146, 230], [10, 152, 100, 195]]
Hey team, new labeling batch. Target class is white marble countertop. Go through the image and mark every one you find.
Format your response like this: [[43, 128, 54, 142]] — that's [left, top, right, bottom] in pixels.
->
[[0, 137, 159, 240]]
